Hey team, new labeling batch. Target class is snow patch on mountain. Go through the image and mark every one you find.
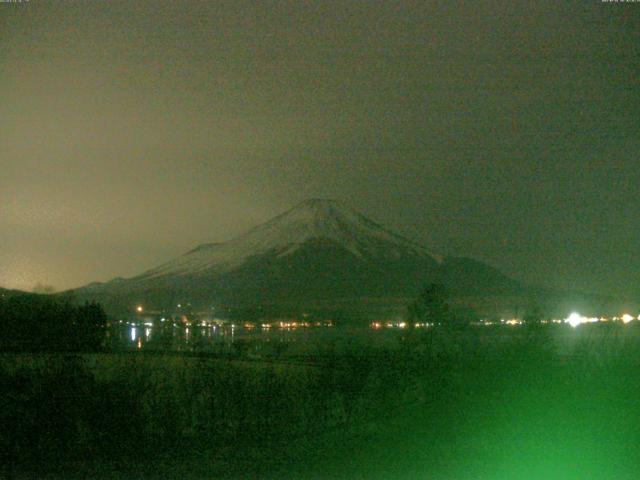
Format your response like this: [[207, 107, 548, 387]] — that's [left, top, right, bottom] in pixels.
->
[[136, 199, 440, 280]]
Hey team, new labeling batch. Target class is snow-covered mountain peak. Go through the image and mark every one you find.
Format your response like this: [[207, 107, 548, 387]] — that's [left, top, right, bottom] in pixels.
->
[[257, 198, 376, 236], [137, 200, 439, 279], [238, 198, 421, 254]]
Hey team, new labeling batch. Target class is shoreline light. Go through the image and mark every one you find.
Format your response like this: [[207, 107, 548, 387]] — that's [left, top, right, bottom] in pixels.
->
[[566, 312, 585, 328], [622, 314, 634, 324]]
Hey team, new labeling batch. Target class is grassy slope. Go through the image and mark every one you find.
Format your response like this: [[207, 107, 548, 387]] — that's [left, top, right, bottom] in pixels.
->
[[3, 325, 640, 480]]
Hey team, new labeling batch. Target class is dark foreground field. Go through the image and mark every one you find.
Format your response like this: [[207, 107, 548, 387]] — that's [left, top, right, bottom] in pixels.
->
[[2, 324, 640, 480]]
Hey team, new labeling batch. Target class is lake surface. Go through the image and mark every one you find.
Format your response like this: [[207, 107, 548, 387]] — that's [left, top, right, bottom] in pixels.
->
[[106, 322, 408, 357], [105, 320, 640, 358]]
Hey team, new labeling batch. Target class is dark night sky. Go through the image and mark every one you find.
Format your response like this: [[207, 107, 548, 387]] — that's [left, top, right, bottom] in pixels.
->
[[1, 1, 639, 298]]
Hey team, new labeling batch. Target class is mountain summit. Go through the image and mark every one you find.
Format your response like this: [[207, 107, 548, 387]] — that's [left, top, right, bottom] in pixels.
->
[[139, 199, 438, 280], [75, 199, 521, 318]]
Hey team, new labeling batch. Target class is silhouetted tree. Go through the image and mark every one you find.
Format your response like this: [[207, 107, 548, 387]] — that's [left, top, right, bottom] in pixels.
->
[[523, 302, 544, 325], [74, 302, 107, 351], [0, 294, 107, 352], [407, 283, 451, 327]]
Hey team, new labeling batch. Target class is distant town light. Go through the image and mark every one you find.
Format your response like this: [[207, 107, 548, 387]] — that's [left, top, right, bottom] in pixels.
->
[[136, 305, 143, 313], [622, 314, 634, 324], [566, 312, 583, 328]]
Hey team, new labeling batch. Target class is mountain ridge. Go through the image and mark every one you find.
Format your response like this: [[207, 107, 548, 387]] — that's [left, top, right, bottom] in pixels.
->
[[134, 199, 441, 281], [72, 199, 524, 318]]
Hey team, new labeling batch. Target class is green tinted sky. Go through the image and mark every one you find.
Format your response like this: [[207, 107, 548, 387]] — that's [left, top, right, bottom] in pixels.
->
[[0, 1, 638, 297]]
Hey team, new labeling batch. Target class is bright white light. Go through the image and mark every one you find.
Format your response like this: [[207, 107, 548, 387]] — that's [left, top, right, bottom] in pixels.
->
[[622, 314, 634, 324], [566, 312, 583, 328], [136, 306, 143, 313], [130, 327, 137, 341], [564, 313, 599, 327]]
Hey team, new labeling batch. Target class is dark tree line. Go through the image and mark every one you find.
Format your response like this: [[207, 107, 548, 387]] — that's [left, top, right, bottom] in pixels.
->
[[407, 283, 481, 328], [0, 293, 106, 352], [407, 283, 452, 326]]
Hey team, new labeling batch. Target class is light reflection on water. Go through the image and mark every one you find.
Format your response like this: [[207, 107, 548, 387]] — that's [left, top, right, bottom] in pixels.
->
[[103, 320, 640, 358], [108, 323, 404, 355]]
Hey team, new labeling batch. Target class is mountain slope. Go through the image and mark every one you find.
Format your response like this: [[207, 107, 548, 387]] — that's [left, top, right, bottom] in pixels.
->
[[73, 199, 522, 317], [135, 199, 439, 281]]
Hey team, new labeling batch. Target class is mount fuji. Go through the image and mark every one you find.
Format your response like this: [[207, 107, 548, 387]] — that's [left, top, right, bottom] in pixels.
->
[[73, 199, 522, 317]]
